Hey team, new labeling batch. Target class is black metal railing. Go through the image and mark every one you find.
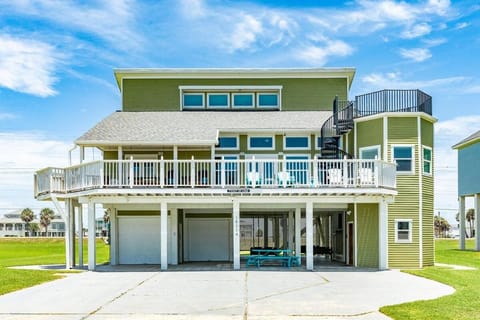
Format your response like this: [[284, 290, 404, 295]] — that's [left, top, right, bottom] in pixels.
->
[[354, 89, 432, 117]]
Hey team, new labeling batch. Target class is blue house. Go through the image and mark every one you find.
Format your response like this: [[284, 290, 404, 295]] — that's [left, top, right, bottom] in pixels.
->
[[453, 130, 480, 251]]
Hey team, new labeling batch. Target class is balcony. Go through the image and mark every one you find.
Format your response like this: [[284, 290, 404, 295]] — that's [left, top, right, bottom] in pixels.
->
[[34, 158, 397, 199]]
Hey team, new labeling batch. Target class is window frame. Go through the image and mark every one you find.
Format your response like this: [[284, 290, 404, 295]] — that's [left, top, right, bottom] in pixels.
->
[[207, 92, 230, 109], [248, 135, 275, 150], [182, 92, 205, 109], [359, 145, 381, 160], [232, 92, 255, 109], [216, 135, 239, 150], [394, 219, 413, 243], [284, 136, 310, 150], [422, 145, 432, 176], [391, 144, 415, 174], [257, 92, 279, 109]]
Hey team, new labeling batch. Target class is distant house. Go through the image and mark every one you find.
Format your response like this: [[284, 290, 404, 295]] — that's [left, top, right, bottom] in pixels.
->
[[0, 210, 65, 237], [453, 130, 480, 251], [34, 67, 436, 271]]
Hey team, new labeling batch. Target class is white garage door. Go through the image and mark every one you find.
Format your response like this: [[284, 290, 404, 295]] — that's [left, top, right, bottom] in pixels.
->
[[118, 217, 161, 264], [186, 218, 231, 261]]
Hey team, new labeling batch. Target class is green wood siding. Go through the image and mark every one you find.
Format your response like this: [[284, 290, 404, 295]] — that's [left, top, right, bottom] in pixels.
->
[[422, 174, 434, 266], [421, 119, 433, 147], [356, 204, 379, 268], [356, 118, 383, 158], [122, 78, 347, 112]]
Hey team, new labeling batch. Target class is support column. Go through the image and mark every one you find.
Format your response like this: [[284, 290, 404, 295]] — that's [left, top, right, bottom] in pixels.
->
[[475, 194, 480, 251], [295, 207, 301, 260], [69, 200, 75, 267], [459, 196, 466, 250], [263, 215, 269, 248], [274, 217, 280, 248], [161, 202, 168, 270], [306, 201, 313, 270], [171, 208, 178, 265], [109, 207, 117, 265], [78, 203, 83, 267], [233, 201, 240, 270], [379, 199, 388, 270], [64, 199, 72, 269], [88, 200, 96, 271], [288, 210, 294, 251]]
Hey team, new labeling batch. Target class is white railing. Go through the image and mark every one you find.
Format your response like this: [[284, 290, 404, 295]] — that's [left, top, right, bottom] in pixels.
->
[[34, 158, 397, 197]]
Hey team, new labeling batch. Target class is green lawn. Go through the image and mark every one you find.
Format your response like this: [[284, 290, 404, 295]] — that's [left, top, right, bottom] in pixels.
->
[[0, 238, 109, 296], [381, 239, 480, 320]]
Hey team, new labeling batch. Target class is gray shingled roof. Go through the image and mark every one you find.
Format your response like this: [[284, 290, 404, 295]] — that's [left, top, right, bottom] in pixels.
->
[[452, 130, 480, 149], [75, 111, 331, 147]]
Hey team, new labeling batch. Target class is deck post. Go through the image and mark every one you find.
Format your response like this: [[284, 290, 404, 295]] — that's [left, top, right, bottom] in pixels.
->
[[161, 201, 168, 270], [459, 196, 466, 250], [295, 207, 301, 261], [306, 201, 313, 270], [88, 200, 96, 271], [233, 201, 240, 270], [109, 207, 117, 265], [288, 211, 294, 250], [475, 194, 480, 251], [170, 208, 178, 265], [77, 202, 83, 267], [379, 198, 388, 270]]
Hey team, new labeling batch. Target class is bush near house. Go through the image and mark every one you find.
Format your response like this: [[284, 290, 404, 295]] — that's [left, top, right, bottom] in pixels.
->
[[0, 238, 109, 295], [382, 239, 480, 320]]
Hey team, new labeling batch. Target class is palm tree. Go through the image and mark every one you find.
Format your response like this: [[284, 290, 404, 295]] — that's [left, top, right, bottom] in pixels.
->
[[40, 208, 55, 236], [20, 208, 35, 236], [466, 208, 475, 238], [29, 222, 40, 236], [434, 216, 451, 238]]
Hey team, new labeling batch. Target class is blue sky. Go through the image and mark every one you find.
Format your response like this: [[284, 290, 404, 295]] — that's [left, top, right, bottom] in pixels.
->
[[0, 0, 479, 223]]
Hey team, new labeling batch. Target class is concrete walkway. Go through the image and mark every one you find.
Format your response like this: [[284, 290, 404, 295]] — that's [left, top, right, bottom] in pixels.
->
[[0, 267, 454, 320]]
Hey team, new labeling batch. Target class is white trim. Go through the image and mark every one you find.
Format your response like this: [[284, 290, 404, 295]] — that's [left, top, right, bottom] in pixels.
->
[[284, 135, 310, 150], [257, 92, 280, 109], [232, 92, 254, 109], [354, 203, 358, 267], [359, 145, 381, 160], [216, 135, 239, 150], [421, 145, 433, 176], [180, 85, 283, 90], [207, 92, 230, 109], [394, 219, 413, 243], [391, 144, 415, 175], [354, 112, 437, 124], [383, 117, 388, 162], [418, 116, 423, 267], [248, 135, 275, 150]]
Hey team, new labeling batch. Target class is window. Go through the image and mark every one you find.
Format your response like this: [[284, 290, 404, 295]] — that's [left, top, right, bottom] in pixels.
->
[[248, 136, 274, 150], [392, 145, 414, 173], [422, 146, 432, 175], [257, 93, 279, 108], [395, 219, 412, 243], [360, 145, 380, 160], [207, 93, 229, 108], [232, 93, 254, 108], [217, 136, 238, 150], [284, 136, 310, 150], [183, 93, 204, 109]]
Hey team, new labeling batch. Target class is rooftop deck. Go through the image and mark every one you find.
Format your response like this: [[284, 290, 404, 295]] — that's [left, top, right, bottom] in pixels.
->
[[34, 158, 397, 200]]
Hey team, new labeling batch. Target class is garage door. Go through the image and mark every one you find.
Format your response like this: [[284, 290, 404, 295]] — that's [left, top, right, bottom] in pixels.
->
[[118, 217, 161, 264], [186, 218, 231, 261]]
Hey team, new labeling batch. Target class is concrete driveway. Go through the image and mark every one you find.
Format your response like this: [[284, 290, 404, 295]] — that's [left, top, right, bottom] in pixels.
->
[[0, 267, 453, 320]]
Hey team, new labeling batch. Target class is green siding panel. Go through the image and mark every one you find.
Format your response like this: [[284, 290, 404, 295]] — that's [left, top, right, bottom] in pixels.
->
[[356, 204, 379, 268], [122, 78, 347, 112], [356, 118, 383, 158]]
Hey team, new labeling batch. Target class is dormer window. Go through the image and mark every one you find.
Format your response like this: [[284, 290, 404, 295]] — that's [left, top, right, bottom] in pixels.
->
[[179, 86, 281, 110]]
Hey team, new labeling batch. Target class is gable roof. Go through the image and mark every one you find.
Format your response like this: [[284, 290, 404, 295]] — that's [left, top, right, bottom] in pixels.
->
[[75, 111, 331, 147], [452, 130, 480, 149]]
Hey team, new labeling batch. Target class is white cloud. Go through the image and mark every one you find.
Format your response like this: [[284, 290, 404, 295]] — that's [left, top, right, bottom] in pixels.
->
[[361, 72, 466, 90], [297, 41, 354, 66], [179, 0, 206, 18], [422, 38, 447, 47], [0, 35, 60, 97], [454, 22, 469, 30], [0, 113, 17, 120], [401, 23, 432, 39], [226, 14, 263, 52], [399, 48, 432, 62]]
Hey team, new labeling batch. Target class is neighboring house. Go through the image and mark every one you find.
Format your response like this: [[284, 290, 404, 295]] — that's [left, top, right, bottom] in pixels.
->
[[452, 130, 480, 251], [34, 68, 435, 271], [0, 210, 65, 237]]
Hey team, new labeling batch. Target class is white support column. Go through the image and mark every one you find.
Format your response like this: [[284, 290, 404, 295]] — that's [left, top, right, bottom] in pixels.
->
[[306, 201, 314, 270], [78, 203, 83, 267], [379, 199, 388, 270], [173, 146, 178, 188], [80, 146, 85, 164], [288, 210, 294, 251], [475, 194, 480, 251], [459, 196, 466, 250], [118, 146, 123, 185], [233, 201, 240, 270], [161, 202, 168, 270], [88, 200, 96, 271], [210, 145, 215, 187], [109, 207, 118, 265], [171, 208, 178, 265], [69, 200, 75, 267], [295, 207, 301, 260], [354, 203, 358, 267], [64, 199, 72, 269]]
